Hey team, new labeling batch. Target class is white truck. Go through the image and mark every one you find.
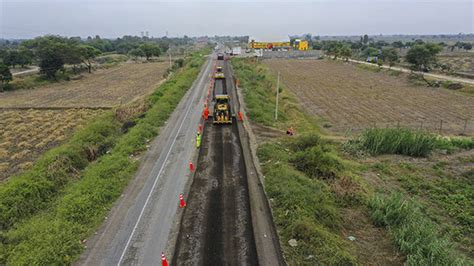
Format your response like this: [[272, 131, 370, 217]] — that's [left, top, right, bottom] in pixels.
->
[[231, 47, 241, 55]]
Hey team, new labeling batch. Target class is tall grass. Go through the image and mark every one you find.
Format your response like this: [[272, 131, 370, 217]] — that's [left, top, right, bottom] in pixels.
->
[[0, 50, 209, 264], [258, 141, 356, 265], [369, 193, 468, 265], [355, 128, 438, 157]]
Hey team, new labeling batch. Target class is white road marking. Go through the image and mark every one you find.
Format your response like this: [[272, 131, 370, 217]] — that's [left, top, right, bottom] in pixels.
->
[[117, 60, 210, 265]]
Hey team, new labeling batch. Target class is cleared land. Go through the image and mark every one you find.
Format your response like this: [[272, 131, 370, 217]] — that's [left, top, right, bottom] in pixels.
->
[[0, 62, 168, 181], [0, 62, 168, 108], [264, 59, 474, 135], [0, 109, 104, 180], [438, 51, 474, 75]]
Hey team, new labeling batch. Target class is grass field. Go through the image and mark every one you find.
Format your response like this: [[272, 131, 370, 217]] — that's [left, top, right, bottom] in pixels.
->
[[233, 58, 473, 264], [0, 109, 104, 181], [0, 62, 168, 108], [264, 59, 474, 136]]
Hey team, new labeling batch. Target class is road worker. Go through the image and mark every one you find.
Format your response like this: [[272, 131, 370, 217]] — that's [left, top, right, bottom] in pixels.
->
[[196, 132, 202, 148], [286, 127, 294, 136]]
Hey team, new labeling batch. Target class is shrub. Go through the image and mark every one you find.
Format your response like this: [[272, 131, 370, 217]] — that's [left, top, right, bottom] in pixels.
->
[[290, 146, 343, 179], [355, 128, 437, 157], [369, 193, 468, 265]]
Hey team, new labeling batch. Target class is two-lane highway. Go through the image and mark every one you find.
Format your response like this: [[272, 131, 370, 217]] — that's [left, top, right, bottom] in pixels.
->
[[77, 56, 213, 265]]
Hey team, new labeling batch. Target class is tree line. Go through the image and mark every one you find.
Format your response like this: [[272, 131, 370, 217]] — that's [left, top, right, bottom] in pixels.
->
[[0, 35, 192, 90], [311, 35, 469, 72]]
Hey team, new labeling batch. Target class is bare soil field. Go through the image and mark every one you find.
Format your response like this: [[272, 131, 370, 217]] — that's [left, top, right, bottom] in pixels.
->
[[438, 51, 474, 75], [264, 59, 474, 136], [0, 62, 168, 108], [0, 109, 104, 180]]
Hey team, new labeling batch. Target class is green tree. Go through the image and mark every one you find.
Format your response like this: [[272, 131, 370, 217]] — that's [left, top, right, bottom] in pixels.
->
[[337, 45, 352, 61], [363, 34, 369, 44], [406, 43, 441, 71], [129, 48, 145, 59], [27, 36, 69, 79], [17, 48, 33, 67], [362, 47, 379, 57], [78, 45, 101, 73], [0, 64, 12, 92], [392, 41, 404, 51], [381, 47, 399, 68], [138, 43, 161, 60]]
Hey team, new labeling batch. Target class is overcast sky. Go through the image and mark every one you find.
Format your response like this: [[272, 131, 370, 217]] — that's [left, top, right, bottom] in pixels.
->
[[1, 0, 473, 40]]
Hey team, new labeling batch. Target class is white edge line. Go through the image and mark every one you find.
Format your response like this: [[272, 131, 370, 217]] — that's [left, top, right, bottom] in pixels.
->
[[117, 59, 210, 265]]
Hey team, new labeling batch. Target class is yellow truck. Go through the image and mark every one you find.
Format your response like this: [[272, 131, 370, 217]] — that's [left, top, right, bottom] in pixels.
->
[[293, 39, 309, 51]]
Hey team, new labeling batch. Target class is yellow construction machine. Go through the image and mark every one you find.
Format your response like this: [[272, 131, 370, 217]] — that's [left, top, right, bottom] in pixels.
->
[[213, 95, 232, 124], [214, 66, 225, 79]]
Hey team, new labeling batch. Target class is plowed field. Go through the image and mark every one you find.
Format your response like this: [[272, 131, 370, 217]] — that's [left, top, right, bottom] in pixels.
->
[[264, 59, 474, 135]]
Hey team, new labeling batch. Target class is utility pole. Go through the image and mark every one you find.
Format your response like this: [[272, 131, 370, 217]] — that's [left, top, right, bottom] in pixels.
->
[[168, 48, 172, 68], [275, 71, 280, 121]]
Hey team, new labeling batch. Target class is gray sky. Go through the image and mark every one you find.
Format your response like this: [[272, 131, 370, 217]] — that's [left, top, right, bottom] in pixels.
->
[[1, 0, 473, 40]]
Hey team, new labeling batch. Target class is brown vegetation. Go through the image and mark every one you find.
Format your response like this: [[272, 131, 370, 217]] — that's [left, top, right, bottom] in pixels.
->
[[0, 109, 104, 180]]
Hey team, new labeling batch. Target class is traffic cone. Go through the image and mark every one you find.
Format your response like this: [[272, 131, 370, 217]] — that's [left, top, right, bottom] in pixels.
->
[[161, 252, 168, 266], [189, 161, 194, 172], [179, 194, 186, 208], [238, 111, 243, 121], [198, 124, 202, 133]]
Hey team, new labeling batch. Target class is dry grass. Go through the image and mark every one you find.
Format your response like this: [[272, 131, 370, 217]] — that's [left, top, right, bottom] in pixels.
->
[[0, 62, 168, 108], [0, 109, 103, 181], [264, 59, 474, 136]]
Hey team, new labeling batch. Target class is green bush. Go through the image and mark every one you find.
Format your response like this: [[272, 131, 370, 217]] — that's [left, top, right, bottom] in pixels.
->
[[259, 142, 356, 264], [355, 128, 438, 157], [369, 193, 469, 265], [290, 146, 343, 179], [231, 58, 287, 126]]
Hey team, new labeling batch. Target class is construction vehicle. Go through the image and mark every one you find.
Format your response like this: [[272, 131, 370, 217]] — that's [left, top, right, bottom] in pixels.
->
[[217, 53, 224, 60], [213, 95, 232, 124], [214, 66, 225, 79], [293, 39, 309, 51]]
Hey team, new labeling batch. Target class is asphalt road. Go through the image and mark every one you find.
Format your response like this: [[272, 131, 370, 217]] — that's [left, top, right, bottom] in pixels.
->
[[172, 121, 258, 265], [77, 56, 213, 265]]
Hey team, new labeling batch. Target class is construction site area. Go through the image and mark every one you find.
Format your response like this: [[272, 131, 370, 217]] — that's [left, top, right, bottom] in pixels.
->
[[1, 2, 473, 264]]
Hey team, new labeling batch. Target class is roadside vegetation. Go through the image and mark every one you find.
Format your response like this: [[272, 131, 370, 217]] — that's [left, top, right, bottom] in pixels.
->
[[0, 49, 209, 264], [232, 57, 473, 264], [345, 128, 474, 157]]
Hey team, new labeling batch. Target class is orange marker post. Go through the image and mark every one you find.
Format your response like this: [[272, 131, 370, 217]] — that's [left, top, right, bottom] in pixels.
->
[[238, 111, 243, 121], [179, 194, 187, 208], [161, 253, 169, 266]]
